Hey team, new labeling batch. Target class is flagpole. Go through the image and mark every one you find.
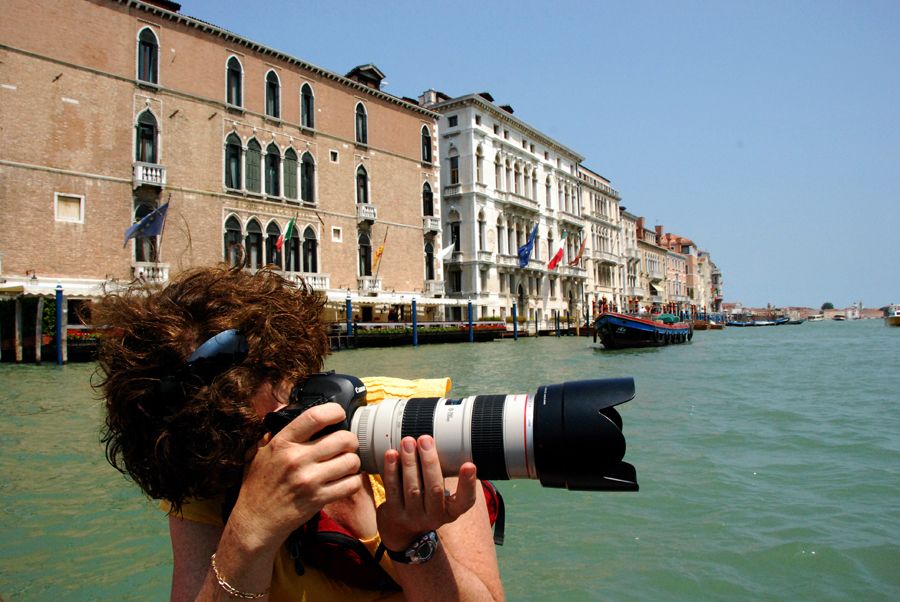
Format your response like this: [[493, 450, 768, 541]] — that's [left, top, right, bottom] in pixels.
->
[[157, 193, 171, 262]]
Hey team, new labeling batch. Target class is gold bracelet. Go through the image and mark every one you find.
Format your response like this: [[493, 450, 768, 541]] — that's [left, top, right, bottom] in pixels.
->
[[210, 553, 269, 600]]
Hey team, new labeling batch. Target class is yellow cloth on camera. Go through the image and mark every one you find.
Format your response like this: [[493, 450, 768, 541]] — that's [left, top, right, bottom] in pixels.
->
[[161, 375, 451, 601]]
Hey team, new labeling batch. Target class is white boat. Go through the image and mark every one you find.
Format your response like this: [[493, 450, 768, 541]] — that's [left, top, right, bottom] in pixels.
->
[[808, 314, 824, 322], [886, 305, 900, 327]]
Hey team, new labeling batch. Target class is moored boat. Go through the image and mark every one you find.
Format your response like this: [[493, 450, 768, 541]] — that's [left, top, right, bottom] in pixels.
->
[[692, 320, 709, 330], [885, 305, 900, 327], [594, 312, 692, 349], [808, 314, 824, 322]]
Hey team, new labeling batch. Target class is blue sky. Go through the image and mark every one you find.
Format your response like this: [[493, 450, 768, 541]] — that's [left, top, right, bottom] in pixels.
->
[[184, 0, 899, 308]]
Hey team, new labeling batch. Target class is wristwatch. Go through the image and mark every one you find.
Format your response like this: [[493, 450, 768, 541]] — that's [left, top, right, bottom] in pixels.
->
[[385, 530, 440, 565]]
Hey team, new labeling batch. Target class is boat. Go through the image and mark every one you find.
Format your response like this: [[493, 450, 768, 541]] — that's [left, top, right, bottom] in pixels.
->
[[808, 314, 824, 322], [833, 314, 846, 321], [885, 305, 900, 327], [692, 320, 709, 331], [773, 316, 790, 325], [709, 321, 725, 330], [594, 312, 692, 349], [786, 319, 805, 325], [753, 320, 775, 326]]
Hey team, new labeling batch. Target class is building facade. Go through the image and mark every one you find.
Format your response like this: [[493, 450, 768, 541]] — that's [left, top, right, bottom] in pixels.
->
[[0, 0, 452, 337]]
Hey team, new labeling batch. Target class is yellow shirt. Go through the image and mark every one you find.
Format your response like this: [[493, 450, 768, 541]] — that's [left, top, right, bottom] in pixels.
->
[[164, 376, 452, 602]]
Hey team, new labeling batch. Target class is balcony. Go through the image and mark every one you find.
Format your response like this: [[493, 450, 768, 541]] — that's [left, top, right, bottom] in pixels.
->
[[594, 250, 620, 265], [131, 261, 169, 283], [133, 162, 166, 188], [496, 254, 518, 268], [624, 248, 641, 261], [476, 250, 494, 262], [287, 272, 330, 290], [443, 184, 462, 197], [356, 203, 377, 223], [424, 280, 445, 296], [558, 210, 583, 226], [357, 276, 382, 294], [422, 216, 441, 233], [495, 190, 539, 212]]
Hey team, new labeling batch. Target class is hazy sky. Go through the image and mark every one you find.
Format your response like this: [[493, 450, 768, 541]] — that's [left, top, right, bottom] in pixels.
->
[[184, 0, 899, 308]]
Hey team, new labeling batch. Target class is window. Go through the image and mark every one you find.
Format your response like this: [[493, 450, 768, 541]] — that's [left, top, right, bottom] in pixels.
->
[[302, 226, 318, 273], [301, 83, 315, 128], [478, 213, 486, 251], [421, 126, 432, 163], [493, 124, 500, 135], [132, 203, 160, 262], [447, 115, 458, 128], [245, 219, 263, 270], [448, 149, 459, 185], [424, 241, 435, 280], [450, 221, 460, 252], [475, 115, 481, 125], [329, 150, 339, 163], [265, 222, 282, 268], [137, 28, 158, 84], [356, 166, 369, 204], [265, 143, 280, 196], [422, 183, 433, 216], [358, 231, 372, 276], [503, 129, 509, 139], [450, 269, 462, 293], [135, 110, 158, 163], [265, 71, 281, 118], [476, 146, 483, 184], [283, 149, 298, 200], [225, 134, 242, 189], [301, 152, 315, 203], [285, 224, 301, 272], [224, 216, 242, 267], [226, 57, 242, 106], [245, 140, 261, 193], [331, 227, 342, 243], [355, 103, 368, 145], [55, 193, 84, 223]]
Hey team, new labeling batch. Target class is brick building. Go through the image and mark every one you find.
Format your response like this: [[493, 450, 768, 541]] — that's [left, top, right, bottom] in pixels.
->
[[1, 0, 450, 359]]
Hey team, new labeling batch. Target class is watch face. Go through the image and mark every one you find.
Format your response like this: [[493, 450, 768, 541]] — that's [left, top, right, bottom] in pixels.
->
[[409, 531, 439, 564]]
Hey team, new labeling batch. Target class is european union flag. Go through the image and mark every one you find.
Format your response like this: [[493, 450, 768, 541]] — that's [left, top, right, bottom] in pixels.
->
[[123, 203, 169, 247], [517, 225, 538, 268]]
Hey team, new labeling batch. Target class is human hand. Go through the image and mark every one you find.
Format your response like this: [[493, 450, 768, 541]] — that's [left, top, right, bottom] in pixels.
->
[[229, 402, 362, 550], [376, 435, 478, 552]]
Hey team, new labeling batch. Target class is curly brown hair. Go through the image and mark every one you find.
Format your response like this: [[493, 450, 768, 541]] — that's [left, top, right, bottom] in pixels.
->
[[94, 265, 329, 511]]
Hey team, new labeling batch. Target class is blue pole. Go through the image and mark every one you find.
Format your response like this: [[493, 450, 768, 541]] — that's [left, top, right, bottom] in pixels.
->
[[467, 299, 474, 342], [512, 303, 518, 341], [412, 298, 418, 347], [345, 296, 352, 338], [555, 310, 560, 337], [55, 285, 64, 365]]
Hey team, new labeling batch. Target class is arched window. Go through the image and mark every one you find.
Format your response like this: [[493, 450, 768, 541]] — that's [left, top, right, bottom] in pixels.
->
[[135, 110, 158, 163], [283, 148, 298, 200], [224, 216, 242, 267], [265, 71, 281, 118], [301, 83, 315, 129], [424, 241, 435, 281], [133, 203, 158, 262], [476, 146, 484, 184], [226, 57, 242, 106], [358, 231, 372, 276], [302, 226, 318, 273], [355, 103, 368, 145], [265, 143, 280, 196], [514, 163, 521, 195], [496, 216, 505, 255], [285, 224, 301, 273], [245, 140, 261, 193], [137, 28, 158, 84], [448, 210, 461, 252], [478, 211, 486, 251], [225, 133, 242, 189], [265, 222, 282, 268], [301, 152, 316, 204], [356, 166, 369, 204], [448, 148, 459, 185], [421, 126, 432, 163], [495, 157, 503, 191], [245, 219, 263, 270], [422, 182, 433, 216]]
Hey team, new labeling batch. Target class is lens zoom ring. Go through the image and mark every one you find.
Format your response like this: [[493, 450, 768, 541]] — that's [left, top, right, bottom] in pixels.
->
[[472, 395, 508, 480], [401, 397, 439, 439]]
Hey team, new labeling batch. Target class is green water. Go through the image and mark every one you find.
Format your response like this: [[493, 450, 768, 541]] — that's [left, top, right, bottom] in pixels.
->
[[2, 320, 898, 600]]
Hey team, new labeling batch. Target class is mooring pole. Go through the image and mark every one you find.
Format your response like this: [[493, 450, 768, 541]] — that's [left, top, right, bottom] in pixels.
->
[[412, 298, 418, 347], [512, 302, 518, 341], [55, 284, 64, 365]]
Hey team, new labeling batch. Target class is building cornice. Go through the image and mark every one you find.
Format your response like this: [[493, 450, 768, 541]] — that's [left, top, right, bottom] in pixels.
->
[[116, 0, 439, 119]]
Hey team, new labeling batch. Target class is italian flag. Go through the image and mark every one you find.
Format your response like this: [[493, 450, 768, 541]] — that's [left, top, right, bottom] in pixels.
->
[[547, 231, 568, 270], [275, 217, 296, 252]]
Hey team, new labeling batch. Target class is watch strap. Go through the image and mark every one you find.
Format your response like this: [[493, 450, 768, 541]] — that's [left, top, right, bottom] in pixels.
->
[[385, 530, 439, 565]]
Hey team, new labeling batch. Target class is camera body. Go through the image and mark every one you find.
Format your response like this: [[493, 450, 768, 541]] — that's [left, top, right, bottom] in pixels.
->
[[264, 371, 638, 492]]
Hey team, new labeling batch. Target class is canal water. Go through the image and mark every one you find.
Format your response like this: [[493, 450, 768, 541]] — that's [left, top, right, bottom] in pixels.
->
[[1, 319, 898, 600]]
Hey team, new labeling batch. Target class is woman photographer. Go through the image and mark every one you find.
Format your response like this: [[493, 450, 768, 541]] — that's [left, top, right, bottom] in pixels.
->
[[96, 265, 502, 601]]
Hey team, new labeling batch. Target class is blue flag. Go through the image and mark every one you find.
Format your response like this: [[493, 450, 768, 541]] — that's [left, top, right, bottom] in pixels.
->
[[123, 203, 169, 247], [517, 225, 538, 268]]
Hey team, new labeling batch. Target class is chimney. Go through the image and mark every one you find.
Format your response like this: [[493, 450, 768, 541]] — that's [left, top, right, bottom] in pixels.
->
[[655, 225, 664, 243]]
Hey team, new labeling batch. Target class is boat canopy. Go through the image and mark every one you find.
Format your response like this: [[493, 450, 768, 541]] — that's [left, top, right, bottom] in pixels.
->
[[656, 313, 680, 324]]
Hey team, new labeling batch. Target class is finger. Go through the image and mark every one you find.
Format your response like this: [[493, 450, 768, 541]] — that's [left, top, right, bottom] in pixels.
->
[[278, 402, 346, 443], [381, 448, 402, 506], [445, 463, 478, 520], [309, 473, 364, 508], [418, 435, 446, 516], [399, 436, 424, 511]]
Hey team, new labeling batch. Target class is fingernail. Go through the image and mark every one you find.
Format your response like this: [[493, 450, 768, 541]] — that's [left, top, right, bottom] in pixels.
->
[[402, 438, 415, 453], [419, 436, 433, 451]]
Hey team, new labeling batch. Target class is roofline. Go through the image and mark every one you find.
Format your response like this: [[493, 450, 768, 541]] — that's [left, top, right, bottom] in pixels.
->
[[431, 93, 584, 162], [117, 0, 439, 119]]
